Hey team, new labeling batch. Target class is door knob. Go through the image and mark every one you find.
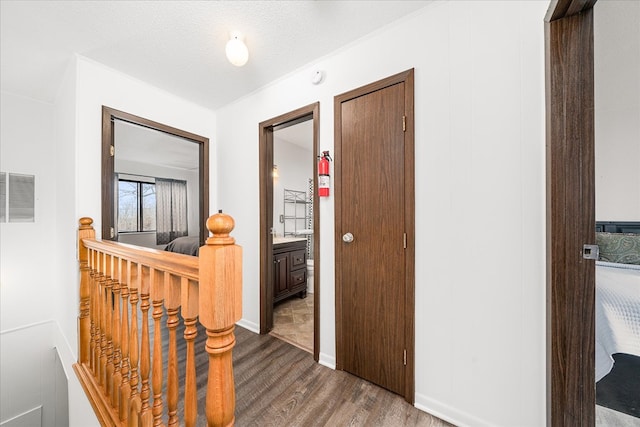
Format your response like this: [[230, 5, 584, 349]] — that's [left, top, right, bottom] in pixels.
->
[[342, 232, 354, 243]]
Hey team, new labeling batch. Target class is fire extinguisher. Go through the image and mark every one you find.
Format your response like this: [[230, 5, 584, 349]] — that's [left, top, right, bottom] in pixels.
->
[[318, 150, 332, 197]]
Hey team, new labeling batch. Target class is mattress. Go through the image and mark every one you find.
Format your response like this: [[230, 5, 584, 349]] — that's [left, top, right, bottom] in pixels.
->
[[595, 261, 640, 382]]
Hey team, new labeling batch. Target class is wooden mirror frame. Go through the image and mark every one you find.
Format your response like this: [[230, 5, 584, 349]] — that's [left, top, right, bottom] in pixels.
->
[[101, 106, 209, 245], [545, 0, 597, 424]]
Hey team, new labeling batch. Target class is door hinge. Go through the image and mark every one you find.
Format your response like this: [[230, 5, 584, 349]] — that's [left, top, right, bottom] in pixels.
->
[[403, 233, 407, 249], [402, 115, 406, 132], [110, 227, 115, 238], [403, 349, 407, 366], [110, 145, 115, 157]]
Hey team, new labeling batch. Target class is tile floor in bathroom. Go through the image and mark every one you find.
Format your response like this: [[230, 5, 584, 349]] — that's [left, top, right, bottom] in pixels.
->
[[270, 292, 314, 353]]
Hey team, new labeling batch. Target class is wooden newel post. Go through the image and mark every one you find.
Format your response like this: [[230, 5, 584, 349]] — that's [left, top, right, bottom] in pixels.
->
[[199, 211, 242, 427], [78, 217, 95, 365]]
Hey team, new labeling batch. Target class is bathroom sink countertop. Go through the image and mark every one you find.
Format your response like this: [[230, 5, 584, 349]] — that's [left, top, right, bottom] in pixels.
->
[[273, 237, 307, 245]]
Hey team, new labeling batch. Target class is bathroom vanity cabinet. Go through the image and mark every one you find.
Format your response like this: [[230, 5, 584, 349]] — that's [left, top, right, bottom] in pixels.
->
[[273, 239, 307, 303]]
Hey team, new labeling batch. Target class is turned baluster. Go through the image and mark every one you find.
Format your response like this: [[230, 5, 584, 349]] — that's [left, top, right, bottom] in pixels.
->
[[119, 259, 131, 423], [128, 262, 142, 427], [105, 254, 115, 397], [95, 250, 104, 381], [111, 256, 123, 410], [150, 268, 165, 427], [77, 217, 94, 366], [89, 248, 98, 374], [139, 265, 153, 427], [199, 212, 243, 427], [182, 277, 199, 427], [165, 274, 181, 427], [93, 250, 103, 375], [99, 251, 108, 389]]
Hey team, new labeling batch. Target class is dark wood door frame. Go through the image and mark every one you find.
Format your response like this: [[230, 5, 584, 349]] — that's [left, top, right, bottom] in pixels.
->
[[545, 1, 597, 425], [101, 106, 209, 245], [334, 69, 415, 403], [258, 102, 320, 362]]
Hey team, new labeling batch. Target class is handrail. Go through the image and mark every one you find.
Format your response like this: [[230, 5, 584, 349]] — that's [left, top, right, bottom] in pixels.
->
[[73, 212, 242, 427], [81, 239, 199, 281]]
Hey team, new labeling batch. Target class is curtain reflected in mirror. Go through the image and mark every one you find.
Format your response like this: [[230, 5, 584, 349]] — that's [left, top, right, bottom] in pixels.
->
[[156, 178, 188, 245]]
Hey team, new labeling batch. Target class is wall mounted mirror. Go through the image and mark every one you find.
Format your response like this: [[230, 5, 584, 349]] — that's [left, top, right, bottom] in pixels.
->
[[101, 106, 209, 248]]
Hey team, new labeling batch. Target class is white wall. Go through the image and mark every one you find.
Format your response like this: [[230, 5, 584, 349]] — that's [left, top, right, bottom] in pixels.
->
[[594, 0, 640, 221], [1, 324, 57, 427], [0, 91, 61, 427], [49, 55, 218, 426], [273, 139, 313, 238], [1, 92, 57, 329], [50, 58, 98, 427], [216, 2, 546, 426]]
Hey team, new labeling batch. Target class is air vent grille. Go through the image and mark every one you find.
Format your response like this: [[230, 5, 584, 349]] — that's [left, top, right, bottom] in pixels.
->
[[1, 172, 35, 222]]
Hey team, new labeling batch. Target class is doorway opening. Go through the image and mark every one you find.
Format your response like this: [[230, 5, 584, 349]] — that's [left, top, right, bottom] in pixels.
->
[[259, 103, 320, 362]]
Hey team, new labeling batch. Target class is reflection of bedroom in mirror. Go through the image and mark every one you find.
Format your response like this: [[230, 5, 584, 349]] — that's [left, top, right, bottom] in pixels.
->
[[270, 118, 315, 353], [101, 107, 209, 252], [593, 1, 640, 425]]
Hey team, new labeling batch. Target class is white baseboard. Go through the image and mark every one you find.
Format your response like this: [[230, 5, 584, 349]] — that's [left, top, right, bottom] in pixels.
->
[[414, 392, 493, 427], [318, 352, 336, 370], [236, 318, 259, 334]]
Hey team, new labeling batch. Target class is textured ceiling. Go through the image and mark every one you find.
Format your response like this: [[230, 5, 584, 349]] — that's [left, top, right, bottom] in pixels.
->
[[1, 0, 431, 110]]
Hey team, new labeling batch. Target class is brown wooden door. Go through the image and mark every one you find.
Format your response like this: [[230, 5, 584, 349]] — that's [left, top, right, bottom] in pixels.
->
[[335, 70, 414, 400]]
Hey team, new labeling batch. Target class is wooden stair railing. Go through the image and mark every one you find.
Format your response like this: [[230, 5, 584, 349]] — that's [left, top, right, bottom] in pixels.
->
[[74, 212, 242, 427]]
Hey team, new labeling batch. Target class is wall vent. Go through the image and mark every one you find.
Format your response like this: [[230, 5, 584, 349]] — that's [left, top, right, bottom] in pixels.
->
[[0, 172, 35, 223], [0, 173, 5, 222]]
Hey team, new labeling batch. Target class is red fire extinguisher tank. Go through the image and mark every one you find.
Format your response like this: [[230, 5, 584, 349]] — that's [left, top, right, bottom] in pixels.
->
[[318, 151, 331, 197]]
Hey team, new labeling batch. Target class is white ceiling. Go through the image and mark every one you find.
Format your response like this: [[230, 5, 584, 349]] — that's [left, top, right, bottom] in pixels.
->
[[274, 119, 314, 151], [114, 120, 200, 171], [1, 0, 432, 111]]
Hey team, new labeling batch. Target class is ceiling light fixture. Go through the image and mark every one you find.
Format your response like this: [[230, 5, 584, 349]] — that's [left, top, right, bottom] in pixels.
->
[[225, 31, 249, 67]]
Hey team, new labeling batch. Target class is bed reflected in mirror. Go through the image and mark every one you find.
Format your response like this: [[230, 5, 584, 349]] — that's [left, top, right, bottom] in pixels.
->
[[593, 1, 640, 424]]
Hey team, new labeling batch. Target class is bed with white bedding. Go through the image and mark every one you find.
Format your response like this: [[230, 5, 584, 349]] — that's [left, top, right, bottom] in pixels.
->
[[595, 261, 640, 381], [594, 224, 640, 382]]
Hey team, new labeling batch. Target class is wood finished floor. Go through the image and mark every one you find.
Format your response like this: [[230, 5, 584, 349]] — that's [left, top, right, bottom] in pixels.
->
[[233, 327, 450, 426], [152, 315, 451, 426], [134, 311, 640, 427]]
